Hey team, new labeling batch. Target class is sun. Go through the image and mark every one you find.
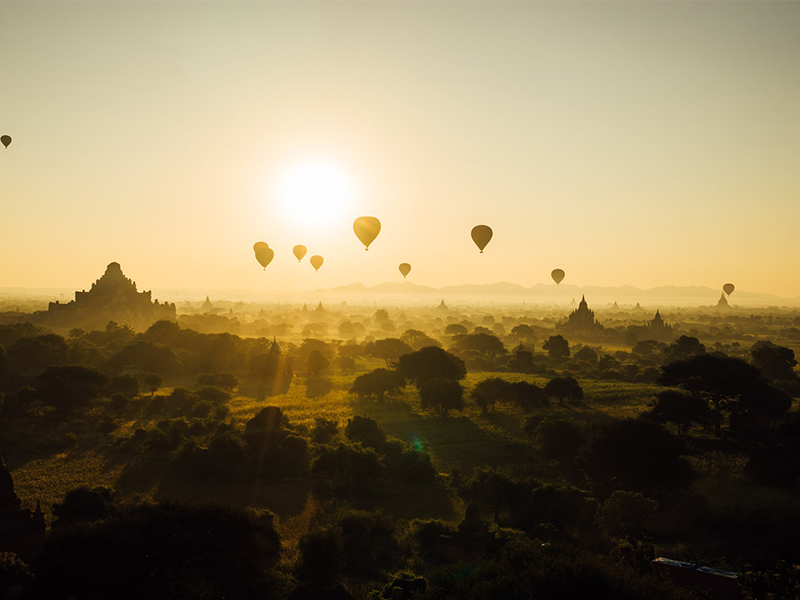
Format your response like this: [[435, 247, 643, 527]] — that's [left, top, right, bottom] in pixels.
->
[[276, 158, 355, 227]]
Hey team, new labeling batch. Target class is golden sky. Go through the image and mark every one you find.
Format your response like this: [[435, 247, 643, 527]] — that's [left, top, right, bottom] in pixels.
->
[[1, 2, 799, 296]]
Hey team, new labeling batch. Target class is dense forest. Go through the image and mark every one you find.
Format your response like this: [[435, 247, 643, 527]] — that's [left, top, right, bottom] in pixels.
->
[[2, 301, 800, 599]]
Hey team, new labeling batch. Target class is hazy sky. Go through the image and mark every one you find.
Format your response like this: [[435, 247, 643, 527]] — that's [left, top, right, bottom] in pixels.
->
[[1, 2, 799, 297]]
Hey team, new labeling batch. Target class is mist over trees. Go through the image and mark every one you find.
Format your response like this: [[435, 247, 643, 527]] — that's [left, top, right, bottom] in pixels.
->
[[2, 297, 800, 599]]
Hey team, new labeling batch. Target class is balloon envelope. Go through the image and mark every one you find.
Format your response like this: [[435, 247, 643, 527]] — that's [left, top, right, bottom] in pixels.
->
[[471, 225, 493, 253], [310, 255, 324, 272], [723, 283, 735, 296], [1, 135, 11, 149], [255, 247, 274, 269], [253, 241, 269, 253], [353, 217, 381, 250], [399, 263, 411, 278], [293, 245, 307, 262], [551, 269, 565, 285]]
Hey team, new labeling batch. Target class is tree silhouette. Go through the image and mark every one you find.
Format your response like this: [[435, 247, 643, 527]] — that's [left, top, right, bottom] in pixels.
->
[[31, 502, 280, 600], [451, 333, 507, 359], [511, 324, 535, 344], [578, 419, 693, 498], [349, 368, 404, 401], [542, 335, 570, 361], [397, 346, 466, 388], [366, 338, 414, 367], [529, 418, 587, 464], [665, 335, 705, 362], [648, 390, 711, 435], [37, 365, 108, 411], [305, 350, 330, 376], [142, 373, 162, 397], [659, 354, 785, 434], [401, 328, 442, 350], [543, 377, 583, 406], [444, 323, 467, 336], [471, 377, 511, 412], [419, 377, 464, 416], [751, 341, 797, 381]]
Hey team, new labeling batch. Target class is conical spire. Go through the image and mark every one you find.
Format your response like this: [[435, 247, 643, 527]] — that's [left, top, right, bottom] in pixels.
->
[[0, 450, 22, 511]]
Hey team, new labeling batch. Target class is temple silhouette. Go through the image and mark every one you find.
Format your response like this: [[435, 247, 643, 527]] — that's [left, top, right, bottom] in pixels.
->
[[47, 262, 176, 330], [0, 452, 45, 559], [558, 295, 603, 339]]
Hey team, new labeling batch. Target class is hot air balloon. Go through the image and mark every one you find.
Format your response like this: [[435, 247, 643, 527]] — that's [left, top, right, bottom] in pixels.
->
[[255, 246, 274, 270], [399, 263, 411, 279], [293, 245, 307, 262], [253, 241, 269, 253], [310, 255, 324, 272], [353, 217, 381, 251], [551, 269, 565, 285], [471, 225, 493, 253], [1, 135, 11, 149], [723, 283, 735, 296]]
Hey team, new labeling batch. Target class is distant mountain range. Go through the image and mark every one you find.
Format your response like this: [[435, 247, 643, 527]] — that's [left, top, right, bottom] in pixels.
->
[[311, 281, 800, 307]]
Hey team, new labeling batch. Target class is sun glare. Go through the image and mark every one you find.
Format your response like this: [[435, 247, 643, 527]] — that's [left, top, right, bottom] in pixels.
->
[[276, 159, 355, 227]]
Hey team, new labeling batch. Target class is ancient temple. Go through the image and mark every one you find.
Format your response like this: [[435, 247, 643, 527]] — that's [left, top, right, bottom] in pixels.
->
[[558, 295, 603, 339], [47, 262, 176, 329], [439, 502, 498, 561], [0, 452, 45, 559], [647, 310, 674, 337], [716, 292, 730, 309]]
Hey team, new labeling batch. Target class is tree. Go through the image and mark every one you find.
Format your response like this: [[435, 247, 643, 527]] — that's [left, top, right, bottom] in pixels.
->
[[312, 442, 384, 493], [542, 335, 570, 361], [578, 419, 693, 498], [349, 369, 404, 401], [419, 377, 464, 416], [751, 341, 797, 381], [444, 323, 468, 336], [599, 491, 658, 539], [109, 374, 139, 398], [338, 321, 356, 337], [665, 335, 705, 362], [401, 329, 441, 350], [529, 418, 587, 464], [511, 381, 548, 411], [52, 486, 114, 528], [107, 341, 179, 375], [451, 333, 507, 359], [511, 324, 535, 343], [543, 377, 584, 406], [471, 377, 512, 412], [367, 338, 414, 367], [397, 346, 466, 387], [659, 354, 778, 434], [37, 365, 108, 411], [344, 416, 386, 450], [464, 469, 519, 523], [305, 350, 330, 376], [143, 373, 162, 397], [31, 502, 280, 600], [648, 390, 711, 435], [142, 319, 182, 345], [631, 340, 667, 362], [197, 372, 239, 390], [9, 334, 69, 373], [574, 346, 599, 365]]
